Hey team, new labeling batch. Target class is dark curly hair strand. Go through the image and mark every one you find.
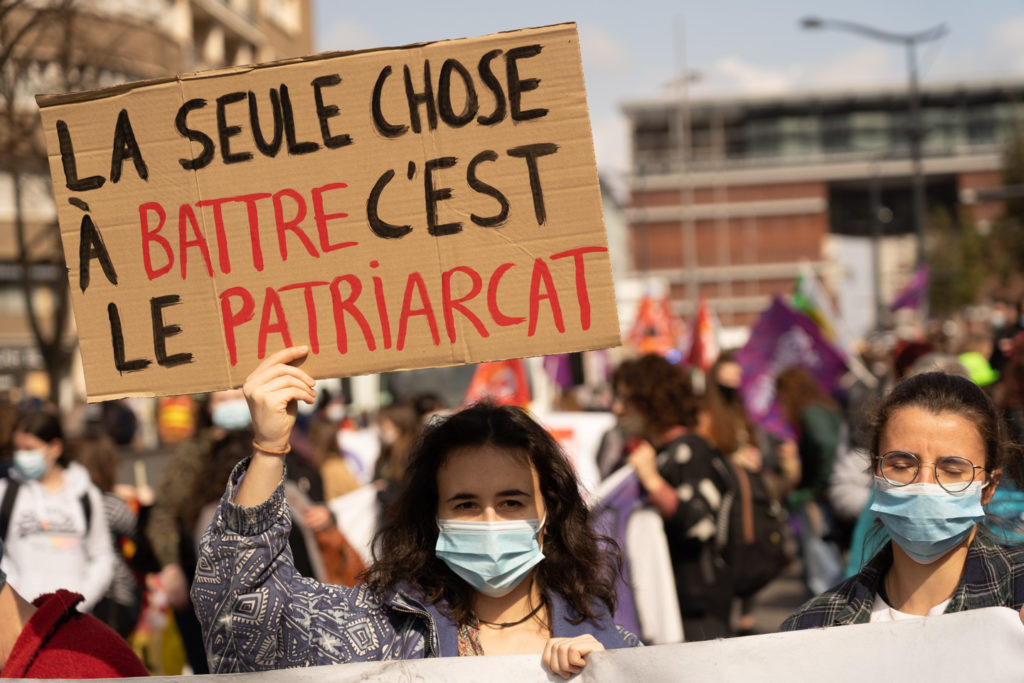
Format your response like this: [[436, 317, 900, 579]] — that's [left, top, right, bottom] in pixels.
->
[[362, 402, 621, 626]]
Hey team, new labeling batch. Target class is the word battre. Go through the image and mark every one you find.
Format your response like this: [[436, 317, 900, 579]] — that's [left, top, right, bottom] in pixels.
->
[[43, 25, 611, 394]]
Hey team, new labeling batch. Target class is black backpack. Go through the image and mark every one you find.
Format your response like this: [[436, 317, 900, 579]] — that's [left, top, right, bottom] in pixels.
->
[[0, 480, 91, 540], [715, 460, 791, 598]]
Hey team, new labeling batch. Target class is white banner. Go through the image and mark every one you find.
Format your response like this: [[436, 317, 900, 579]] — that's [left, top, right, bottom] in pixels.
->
[[532, 410, 615, 494], [135, 606, 1024, 682]]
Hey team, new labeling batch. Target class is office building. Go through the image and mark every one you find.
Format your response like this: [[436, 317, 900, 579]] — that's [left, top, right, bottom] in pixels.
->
[[623, 79, 1020, 334]]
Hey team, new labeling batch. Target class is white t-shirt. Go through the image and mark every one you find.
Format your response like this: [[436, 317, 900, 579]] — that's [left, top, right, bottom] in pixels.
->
[[870, 592, 950, 622], [0, 463, 114, 611]]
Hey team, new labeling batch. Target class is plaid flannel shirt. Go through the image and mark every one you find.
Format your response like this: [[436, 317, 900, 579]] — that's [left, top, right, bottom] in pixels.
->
[[781, 533, 1024, 630]]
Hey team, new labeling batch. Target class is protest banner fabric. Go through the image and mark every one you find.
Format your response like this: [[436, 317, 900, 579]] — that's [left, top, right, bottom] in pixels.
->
[[890, 264, 929, 312], [626, 294, 680, 356], [792, 262, 853, 357], [463, 358, 531, 406], [533, 409, 615, 494], [736, 296, 846, 440], [541, 353, 574, 390], [129, 605, 1024, 681], [36, 23, 619, 401], [683, 295, 719, 373]]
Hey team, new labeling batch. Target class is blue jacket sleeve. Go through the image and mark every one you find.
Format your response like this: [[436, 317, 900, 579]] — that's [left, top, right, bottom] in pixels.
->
[[190, 459, 411, 671]]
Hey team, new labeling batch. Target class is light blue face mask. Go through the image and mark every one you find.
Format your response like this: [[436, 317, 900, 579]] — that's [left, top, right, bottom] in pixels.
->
[[13, 449, 47, 481], [211, 399, 252, 431], [870, 477, 987, 564], [435, 517, 546, 597]]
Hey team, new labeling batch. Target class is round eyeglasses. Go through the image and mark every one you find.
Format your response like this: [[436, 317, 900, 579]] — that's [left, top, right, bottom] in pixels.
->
[[878, 451, 986, 493]]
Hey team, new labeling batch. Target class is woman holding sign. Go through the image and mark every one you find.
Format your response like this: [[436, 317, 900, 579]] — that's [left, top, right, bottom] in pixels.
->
[[192, 347, 638, 677], [782, 372, 1024, 629]]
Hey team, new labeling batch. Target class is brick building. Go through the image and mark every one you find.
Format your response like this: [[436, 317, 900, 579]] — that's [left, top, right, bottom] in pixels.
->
[[622, 79, 1021, 335]]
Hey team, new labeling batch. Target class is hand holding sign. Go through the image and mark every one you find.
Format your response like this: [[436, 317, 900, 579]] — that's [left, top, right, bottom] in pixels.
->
[[235, 346, 315, 507], [543, 634, 605, 679], [244, 345, 316, 451]]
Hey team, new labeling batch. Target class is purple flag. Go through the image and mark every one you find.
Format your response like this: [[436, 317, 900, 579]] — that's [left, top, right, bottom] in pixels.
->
[[591, 470, 644, 638], [543, 354, 574, 390], [890, 265, 929, 312], [736, 296, 847, 440]]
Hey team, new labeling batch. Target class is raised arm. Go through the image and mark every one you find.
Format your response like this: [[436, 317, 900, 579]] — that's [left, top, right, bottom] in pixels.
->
[[631, 437, 727, 543], [235, 346, 317, 507], [191, 347, 416, 672]]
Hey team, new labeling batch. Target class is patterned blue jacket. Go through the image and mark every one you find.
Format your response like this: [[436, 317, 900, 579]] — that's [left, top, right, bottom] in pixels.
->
[[191, 460, 639, 672]]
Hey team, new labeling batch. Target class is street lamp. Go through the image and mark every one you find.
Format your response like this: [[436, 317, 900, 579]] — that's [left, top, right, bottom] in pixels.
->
[[800, 16, 946, 307]]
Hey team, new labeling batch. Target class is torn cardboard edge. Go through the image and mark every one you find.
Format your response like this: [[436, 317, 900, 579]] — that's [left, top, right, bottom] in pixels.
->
[[35, 21, 577, 109], [85, 336, 621, 403], [39, 21, 620, 402]]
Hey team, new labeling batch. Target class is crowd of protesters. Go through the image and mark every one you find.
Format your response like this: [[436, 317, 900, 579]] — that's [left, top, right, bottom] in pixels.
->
[[1, 300, 1024, 677]]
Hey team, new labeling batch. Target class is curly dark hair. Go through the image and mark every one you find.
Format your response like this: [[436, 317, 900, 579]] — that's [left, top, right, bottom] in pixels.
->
[[612, 354, 699, 434], [362, 403, 620, 626]]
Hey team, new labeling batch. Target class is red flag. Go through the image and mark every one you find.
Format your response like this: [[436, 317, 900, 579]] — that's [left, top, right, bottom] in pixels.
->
[[463, 359, 531, 406], [684, 296, 719, 373], [628, 295, 679, 356]]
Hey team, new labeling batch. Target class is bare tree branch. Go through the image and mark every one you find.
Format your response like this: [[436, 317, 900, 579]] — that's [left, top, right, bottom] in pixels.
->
[[0, 6, 50, 69], [0, 0, 31, 25], [12, 171, 51, 354], [3, 0, 82, 401]]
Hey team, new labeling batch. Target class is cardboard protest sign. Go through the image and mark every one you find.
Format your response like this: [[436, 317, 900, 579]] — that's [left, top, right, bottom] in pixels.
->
[[36, 23, 619, 401]]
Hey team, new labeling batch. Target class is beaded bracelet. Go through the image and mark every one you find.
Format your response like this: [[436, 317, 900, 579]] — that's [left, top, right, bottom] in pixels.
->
[[252, 440, 291, 456]]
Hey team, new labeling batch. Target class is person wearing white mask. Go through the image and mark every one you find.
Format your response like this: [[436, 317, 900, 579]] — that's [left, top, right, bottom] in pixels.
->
[[782, 372, 1024, 629], [0, 408, 114, 613], [192, 347, 638, 677]]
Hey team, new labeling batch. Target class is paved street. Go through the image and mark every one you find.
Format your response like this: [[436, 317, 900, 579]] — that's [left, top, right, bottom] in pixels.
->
[[747, 560, 807, 634]]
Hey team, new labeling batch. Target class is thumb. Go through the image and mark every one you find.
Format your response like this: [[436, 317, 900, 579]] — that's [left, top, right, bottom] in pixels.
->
[[1019, 602, 1024, 626], [573, 636, 603, 659]]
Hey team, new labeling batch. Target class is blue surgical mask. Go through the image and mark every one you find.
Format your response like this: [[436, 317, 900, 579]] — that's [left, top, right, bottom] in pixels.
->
[[13, 449, 48, 481], [211, 399, 251, 431], [435, 517, 546, 597], [870, 477, 987, 564]]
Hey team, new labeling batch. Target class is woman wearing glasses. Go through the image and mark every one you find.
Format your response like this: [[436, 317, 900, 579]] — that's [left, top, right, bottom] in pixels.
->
[[781, 372, 1024, 628]]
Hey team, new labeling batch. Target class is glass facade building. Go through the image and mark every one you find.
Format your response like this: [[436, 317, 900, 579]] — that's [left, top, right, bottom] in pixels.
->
[[622, 80, 1021, 328]]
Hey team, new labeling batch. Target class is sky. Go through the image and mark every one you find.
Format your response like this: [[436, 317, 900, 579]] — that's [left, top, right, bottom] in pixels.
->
[[313, 1, 1024, 194]]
